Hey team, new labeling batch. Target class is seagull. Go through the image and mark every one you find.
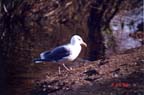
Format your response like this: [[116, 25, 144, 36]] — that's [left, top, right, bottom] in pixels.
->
[[33, 35, 87, 73]]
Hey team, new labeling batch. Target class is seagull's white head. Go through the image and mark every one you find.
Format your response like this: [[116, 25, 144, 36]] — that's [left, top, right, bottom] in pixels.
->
[[70, 35, 87, 47]]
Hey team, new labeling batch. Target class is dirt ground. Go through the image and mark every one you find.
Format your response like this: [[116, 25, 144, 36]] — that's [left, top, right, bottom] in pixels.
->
[[8, 46, 144, 95]]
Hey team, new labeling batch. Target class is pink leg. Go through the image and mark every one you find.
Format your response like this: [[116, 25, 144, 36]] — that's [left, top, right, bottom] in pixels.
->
[[58, 66, 61, 74], [62, 63, 70, 71]]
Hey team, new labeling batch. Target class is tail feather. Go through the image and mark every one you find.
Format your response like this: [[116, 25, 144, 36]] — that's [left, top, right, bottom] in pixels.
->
[[33, 58, 44, 63]]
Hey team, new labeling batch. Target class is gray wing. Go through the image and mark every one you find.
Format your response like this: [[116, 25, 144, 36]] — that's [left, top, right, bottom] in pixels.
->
[[49, 46, 70, 61], [40, 51, 51, 59], [40, 46, 70, 62]]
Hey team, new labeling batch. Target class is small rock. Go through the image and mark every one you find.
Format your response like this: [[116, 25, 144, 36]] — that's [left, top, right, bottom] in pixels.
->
[[83, 69, 99, 76]]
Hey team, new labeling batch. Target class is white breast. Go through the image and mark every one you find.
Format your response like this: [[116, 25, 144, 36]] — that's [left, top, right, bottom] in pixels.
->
[[64, 44, 82, 61]]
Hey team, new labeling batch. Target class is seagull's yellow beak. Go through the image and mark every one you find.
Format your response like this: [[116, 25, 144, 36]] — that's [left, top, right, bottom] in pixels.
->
[[81, 41, 87, 47]]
